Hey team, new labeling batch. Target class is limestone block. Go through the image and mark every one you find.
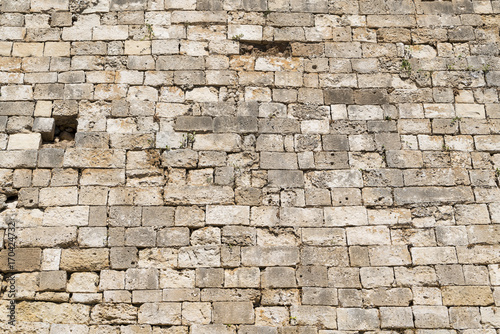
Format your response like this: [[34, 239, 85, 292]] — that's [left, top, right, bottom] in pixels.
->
[[16, 227, 77, 247], [324, 206, 367, 226], [305, 170, 363, 188], [160, 268, 195, 289], [90, 303, 137, 324], [337, 308, 379, 331], [39, 271, 66, 291], [379, 307, 414, 328], [394, 186, 474, 205], [449, 307, 481, 329], [261, 267, 296, 288], [17, 302, 90, 324], [224, 267, 260, 288], [190, 324, 235, 334], [302, 228, 346, 246], [178, 246, 220, 268], [138, 303, 181, 325], [109, 206, 142, 227], [60, 248, 109, 271], [241, 246, 299, 266], [163, 288, 200, 302], [412, 306, 450, 328], [99, 270, 125, 291], [442, 286, 494, 306], [346, 226, 391, 245], [192, 134, 241, 152], [480, 307, 500, 327], [164, 185, 234, 205], [411, 247, 458, 265], [63, 149, 126, 168], [301, 246, 348, 266], [33, 118, 55, 141], [7, 133, 41, 150], [125, 268, 159, 290], [360, 267, 394, 288], [43, 206, 89, 226], [67, 272, 99, 293], [182, 302, 212, 325], [213, 302, 254, 324]]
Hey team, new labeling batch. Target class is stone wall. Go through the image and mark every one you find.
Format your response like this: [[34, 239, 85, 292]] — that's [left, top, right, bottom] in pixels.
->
[[1, 0, 500, 332]]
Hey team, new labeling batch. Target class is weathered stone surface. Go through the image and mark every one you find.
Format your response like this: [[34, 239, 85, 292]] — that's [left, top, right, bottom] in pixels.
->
[[241, 247, 299, 266], [16, 227, 76, 247], [1, 2, 499, 333], [213, 302, 254, 324], [164, 185, 234, 205], [394, 186, 474, 205], [138, 303, 181, 325], [337, 308, 380, 331], [91, 303, 138, 325], [60, 249, 109, 271], [18, 302, 90, 324], [0, 248, 42, 272], [442, 286, 494, 306]]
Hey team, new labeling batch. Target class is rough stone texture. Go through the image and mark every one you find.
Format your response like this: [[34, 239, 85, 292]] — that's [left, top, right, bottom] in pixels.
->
[[1, 0, 500, 332]]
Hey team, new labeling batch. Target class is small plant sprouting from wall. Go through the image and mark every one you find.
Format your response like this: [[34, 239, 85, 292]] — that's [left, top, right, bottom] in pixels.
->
[[179, 131, 196, 149], [231, 34, 244, 41], [142, 23, 155, 40], [401, 59, 411, 72]]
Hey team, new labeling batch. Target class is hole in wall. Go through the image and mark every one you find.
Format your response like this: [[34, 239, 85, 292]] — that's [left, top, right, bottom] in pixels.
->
[[54, 115, 78, 142], [42, 115, 78, 148], [239, 41, 292, 57]]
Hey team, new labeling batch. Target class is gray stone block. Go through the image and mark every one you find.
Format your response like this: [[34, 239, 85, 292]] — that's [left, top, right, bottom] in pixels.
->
[[110, 247, 138, 270]]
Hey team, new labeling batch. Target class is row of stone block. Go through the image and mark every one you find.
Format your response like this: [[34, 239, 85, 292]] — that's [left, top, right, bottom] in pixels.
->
[[7, 223, 500, 249], [5, 300, 500, 330], [3, 0, 500, 14], [3, 245, 500, 273]]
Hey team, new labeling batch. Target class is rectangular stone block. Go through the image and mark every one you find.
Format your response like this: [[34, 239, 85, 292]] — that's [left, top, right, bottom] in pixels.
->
[[178, 246, 220, 268], [475, 135, 500, 152], [16, 227, 76, 247], [213, 302, 254, 324], [337, 308, 380, 331], [192, 134, 241, 152], [346, 226, 391, 245], [228, 25, 262, 41], [63, 149, 126, 168], [142, 206, 175, 227], [411, 247, 458, 265], [171, 10, 226, 23], [156, 56, 204, 70], [39, 187, 78, 206], [60, 248, 109, 271], [0, 248, 41, 272], [279, 207, 323, 227], [412, 306, 450, 328], [324, 206, 367, 226], [42, 206, 89, 227], [305, 170, 363, 188], [138, 302, 181, 325], [18, 302, 90, 324], [268, 170, 304, 188], [241, 247, 299, 266], [0, 150, 38, 168], [80, 168, 125, 186], [164, 185, 234, 205], [369, 246, 412, 266], [290, 305, 336, 329], [301, 246, 349, 266], [394, 186, 474, 205], [442, 286, 494, 306], [206, 205, 250, 225]]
